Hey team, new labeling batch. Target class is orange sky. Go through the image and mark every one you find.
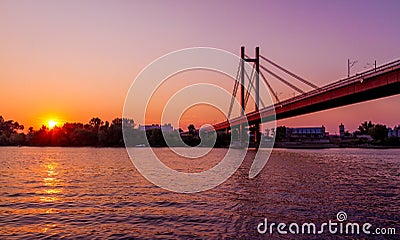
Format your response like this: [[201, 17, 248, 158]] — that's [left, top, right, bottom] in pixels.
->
[[144, 70, 232, 129], [1, 1, 399, 133]]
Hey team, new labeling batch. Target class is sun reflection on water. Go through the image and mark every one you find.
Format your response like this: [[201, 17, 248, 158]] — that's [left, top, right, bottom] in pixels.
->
[[42, 224, 57, 233], [40, 162, 63, 202]]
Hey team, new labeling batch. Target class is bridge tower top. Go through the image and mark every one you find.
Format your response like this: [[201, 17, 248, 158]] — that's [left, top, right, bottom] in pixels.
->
[[240, 46, 260, 116]]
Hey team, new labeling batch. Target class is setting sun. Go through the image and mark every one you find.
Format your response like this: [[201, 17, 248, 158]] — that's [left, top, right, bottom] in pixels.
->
[[47, 120, 58, 129]]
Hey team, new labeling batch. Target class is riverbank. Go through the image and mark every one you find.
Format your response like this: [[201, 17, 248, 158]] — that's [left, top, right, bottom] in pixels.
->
[[3, 144, 400, 149], [273, 142, 400, 149]]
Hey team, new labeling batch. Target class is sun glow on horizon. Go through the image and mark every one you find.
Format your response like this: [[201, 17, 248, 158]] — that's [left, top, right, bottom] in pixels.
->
[[47, 120, 58, 129]]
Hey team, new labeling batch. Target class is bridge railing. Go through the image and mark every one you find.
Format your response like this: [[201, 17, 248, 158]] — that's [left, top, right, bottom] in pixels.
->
[[317, 59, 400, 91], [214, 58, 400, 130], [268, 58, 400, 109]]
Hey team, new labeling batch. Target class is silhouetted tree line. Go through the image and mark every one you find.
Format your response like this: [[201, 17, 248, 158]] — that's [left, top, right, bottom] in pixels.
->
[[0, 116, 231, 147], [7, 114, 396, 147], [0, 116, 25, 145], [0, 116, 136, 146], [131, 125, 230, 147], [354, 121, 399, 145], [26, 117, 134, 147]]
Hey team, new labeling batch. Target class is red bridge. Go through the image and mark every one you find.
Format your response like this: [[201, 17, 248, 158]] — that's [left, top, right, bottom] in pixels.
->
[[212, 47, 400, 143]]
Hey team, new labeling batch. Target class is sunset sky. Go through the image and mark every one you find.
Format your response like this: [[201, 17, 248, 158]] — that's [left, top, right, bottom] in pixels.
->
[[1, 0, 400, 133]]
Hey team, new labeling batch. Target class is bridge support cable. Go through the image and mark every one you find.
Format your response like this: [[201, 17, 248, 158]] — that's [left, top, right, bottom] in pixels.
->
[[259, 70, 280, 103], [245, 54, 279, 104], [244, 63, 255, 108], [243, 65, 266, 109], [260, 55, 318, 89], [227, 61, 242, 119], [260, 65, 305, 94]]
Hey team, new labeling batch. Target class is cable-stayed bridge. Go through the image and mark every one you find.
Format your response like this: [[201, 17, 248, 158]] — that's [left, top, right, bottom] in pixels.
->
[[212, 47, 400, 145]]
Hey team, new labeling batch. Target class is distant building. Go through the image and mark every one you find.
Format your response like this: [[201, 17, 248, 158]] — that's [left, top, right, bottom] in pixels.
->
[[339, 123, 345, 138], [138, 124, 174, 132], [138, 124, 159, 131], [286, 126, 326, 140], [356, 134, 374, 142], [388, 126, 400, 138], [180, 129, 199, 137]]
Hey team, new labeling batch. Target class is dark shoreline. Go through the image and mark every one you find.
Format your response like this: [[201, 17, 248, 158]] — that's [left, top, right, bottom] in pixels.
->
[[272, 142, 400, 149], [2, 145, 400, 149]]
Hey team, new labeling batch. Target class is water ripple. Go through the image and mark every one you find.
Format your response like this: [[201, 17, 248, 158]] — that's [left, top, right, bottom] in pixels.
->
[[0, 147, 399, 238]]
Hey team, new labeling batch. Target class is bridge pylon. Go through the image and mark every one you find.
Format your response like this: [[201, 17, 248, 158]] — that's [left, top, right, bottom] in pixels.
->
[[240, 46, 261, 147]]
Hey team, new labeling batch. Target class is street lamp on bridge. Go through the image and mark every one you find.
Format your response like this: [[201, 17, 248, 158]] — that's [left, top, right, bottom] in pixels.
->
[[348, 58, 358, 77]]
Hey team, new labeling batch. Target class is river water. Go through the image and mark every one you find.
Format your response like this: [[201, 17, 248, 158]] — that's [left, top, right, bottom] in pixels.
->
[[0, 147, 399, 239]]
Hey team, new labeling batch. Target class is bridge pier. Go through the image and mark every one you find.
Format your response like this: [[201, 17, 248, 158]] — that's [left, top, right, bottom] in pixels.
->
[[254, 47, 261, 147], [254, 121, 261, 147]]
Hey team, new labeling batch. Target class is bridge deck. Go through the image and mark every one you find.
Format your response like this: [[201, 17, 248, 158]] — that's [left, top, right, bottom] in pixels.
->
[[213, 59, 400, 130]]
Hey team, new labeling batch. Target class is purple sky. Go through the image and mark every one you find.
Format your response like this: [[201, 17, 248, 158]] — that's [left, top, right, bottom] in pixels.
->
[[1, 0, 399, 133]]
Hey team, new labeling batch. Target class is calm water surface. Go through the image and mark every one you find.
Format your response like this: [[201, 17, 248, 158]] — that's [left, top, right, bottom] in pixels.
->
[[0, 147, 399, 239]]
